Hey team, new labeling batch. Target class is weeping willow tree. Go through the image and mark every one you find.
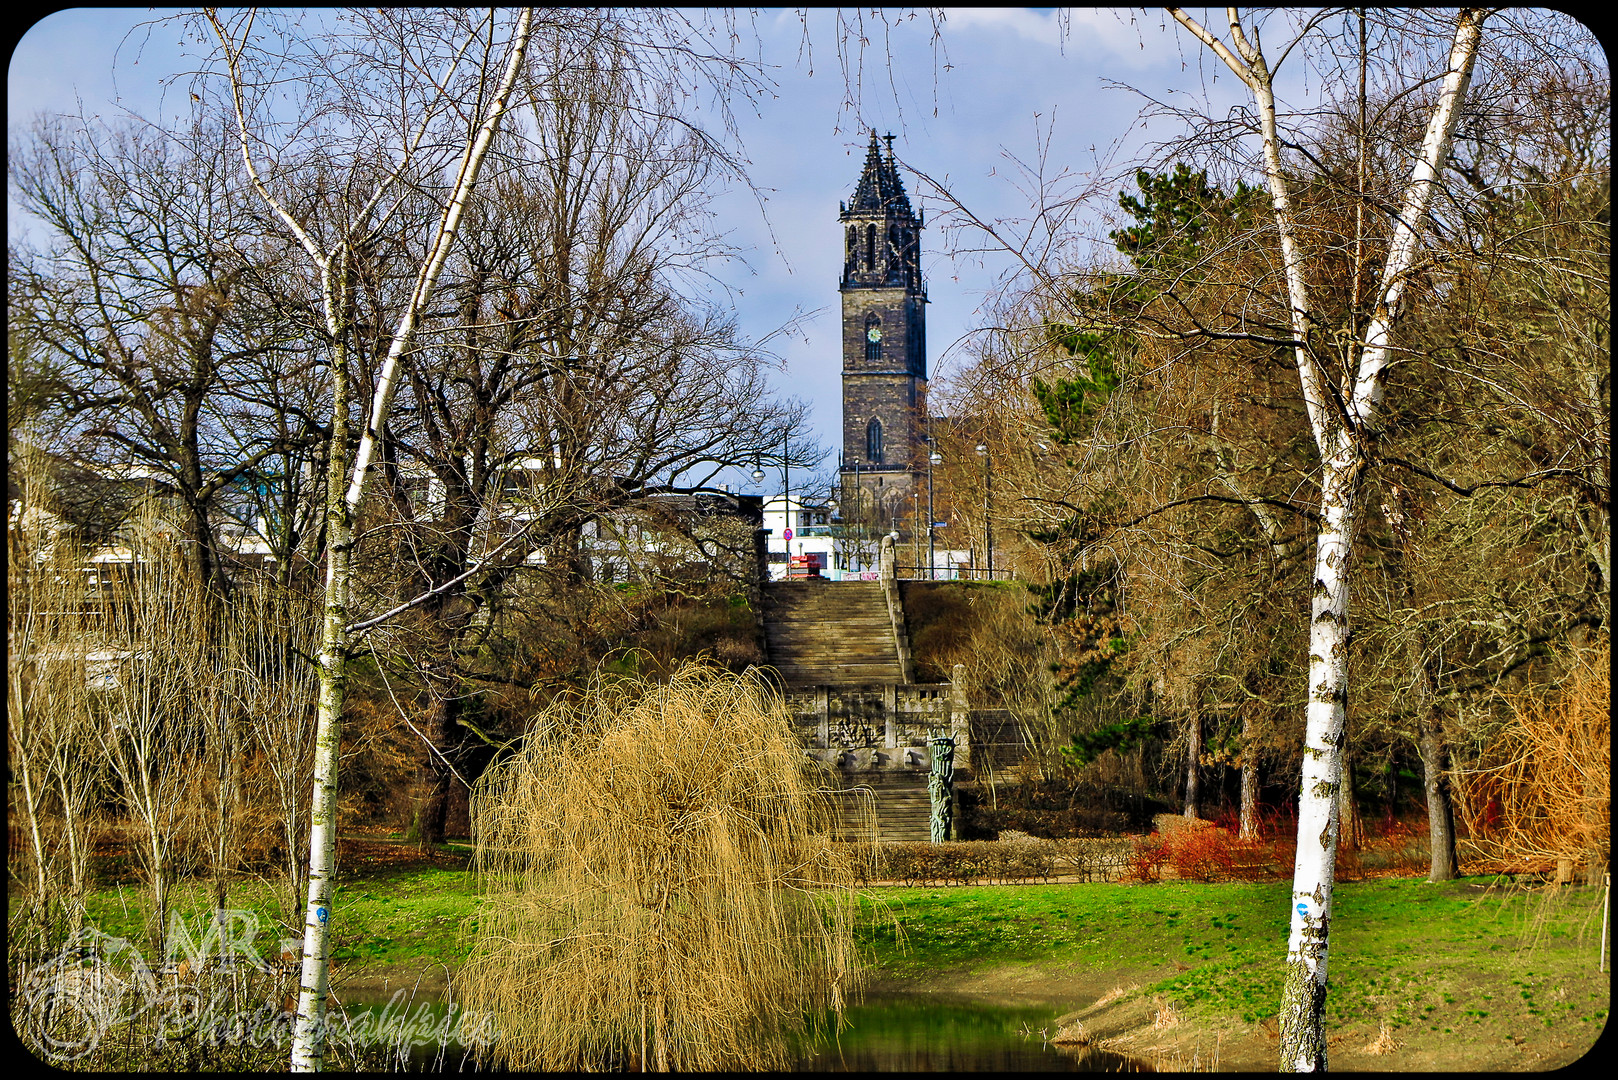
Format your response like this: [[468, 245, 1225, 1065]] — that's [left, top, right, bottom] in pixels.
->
[[461, 663, 875, 1071]]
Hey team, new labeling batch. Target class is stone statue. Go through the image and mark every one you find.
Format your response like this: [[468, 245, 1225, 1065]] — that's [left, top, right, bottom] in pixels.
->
[[928, 734, 955, 844]]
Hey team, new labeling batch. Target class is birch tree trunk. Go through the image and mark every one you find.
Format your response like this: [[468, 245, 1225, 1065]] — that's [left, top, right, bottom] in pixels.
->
[[1167, 7, 1486, 1069], [292, 320, 353, 1072], [207, 10, 536, 1069]]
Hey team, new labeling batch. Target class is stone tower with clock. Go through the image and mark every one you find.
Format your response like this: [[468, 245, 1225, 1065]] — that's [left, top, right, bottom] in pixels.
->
[[839, 130, 926, 522]]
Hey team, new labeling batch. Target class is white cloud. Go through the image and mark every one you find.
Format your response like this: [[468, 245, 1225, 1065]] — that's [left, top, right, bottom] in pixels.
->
[[939, 7, 1176, 73], [940, 8, 1065, 48]]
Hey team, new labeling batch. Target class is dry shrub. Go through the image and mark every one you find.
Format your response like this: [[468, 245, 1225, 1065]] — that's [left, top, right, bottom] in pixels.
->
[[1458, 642, 1610, 873], [460, 663, 872, 1071], [1053, 837, 1135, 882], [875, 839, 1057, 886], [1128, 827, 1277, 883], [1356, 818, 1429, 874], [8, 488, 106, 940], [1050, 1019, 1091, 1045], [1168, 825, 1237, 882], [1362, 1021, 1399, 1055], [1151, 995, 1182, 1030]]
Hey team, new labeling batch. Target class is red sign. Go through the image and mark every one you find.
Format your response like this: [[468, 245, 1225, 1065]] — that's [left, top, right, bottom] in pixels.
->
[[782, 528, 793, 541], [788, 553, 824, 579]]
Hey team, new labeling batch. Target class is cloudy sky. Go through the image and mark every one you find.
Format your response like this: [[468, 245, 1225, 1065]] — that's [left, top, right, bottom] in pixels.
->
[[9, 8, 1247, 486]]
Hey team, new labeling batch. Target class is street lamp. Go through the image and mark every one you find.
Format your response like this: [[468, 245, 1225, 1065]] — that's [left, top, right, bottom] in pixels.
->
[[848, 458, 863, 574], [975, 443, 992, 580], [927, 444, 941, 580], [750, 462, 768, 581], [782, 430, 792, 577]]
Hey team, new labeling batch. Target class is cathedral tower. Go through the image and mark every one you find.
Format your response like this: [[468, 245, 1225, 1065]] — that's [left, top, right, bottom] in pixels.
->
[[839, 131, 926, 521]]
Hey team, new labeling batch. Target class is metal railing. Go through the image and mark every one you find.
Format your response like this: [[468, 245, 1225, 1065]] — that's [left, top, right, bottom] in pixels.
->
[[892, 563, 1012, 581]]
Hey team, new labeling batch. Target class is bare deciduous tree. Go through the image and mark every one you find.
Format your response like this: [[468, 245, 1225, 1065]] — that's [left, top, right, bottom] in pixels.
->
[[96, 502, 213, 958], [7, 448, 107, 944], [10, 115, 316, 599], [361, 47, 804, 840]]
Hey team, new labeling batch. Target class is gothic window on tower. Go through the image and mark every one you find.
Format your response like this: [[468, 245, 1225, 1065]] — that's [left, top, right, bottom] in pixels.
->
[[865, 315, 882, 363], [846, 226, 857, 274], [865, 224, 876, 271], [866, 418, 884, 465]]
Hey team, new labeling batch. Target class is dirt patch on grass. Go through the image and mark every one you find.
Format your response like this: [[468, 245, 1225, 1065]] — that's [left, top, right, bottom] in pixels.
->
[[879, 958, 1606, 1072], [337, 834, 471, 876], [871, 961, 1272, 1070], [332, 960, 454, 997]]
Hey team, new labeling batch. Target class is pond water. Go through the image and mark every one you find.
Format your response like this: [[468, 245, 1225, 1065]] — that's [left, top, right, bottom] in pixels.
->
[[335, 988, 1150, 1072], [789, 993, 1149, 1073]]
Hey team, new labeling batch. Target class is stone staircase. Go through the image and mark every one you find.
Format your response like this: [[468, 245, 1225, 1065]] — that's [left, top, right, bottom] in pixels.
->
[[761, 581, 904, 686], [869, 780, 933, 843], [825, 780, 934, 844]]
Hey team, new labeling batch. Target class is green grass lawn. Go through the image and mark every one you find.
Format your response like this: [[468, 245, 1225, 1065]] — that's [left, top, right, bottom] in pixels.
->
[[69, 867, 1607, 1045], [78, 865, 486, 972], [854, 876, 1608, 1035]]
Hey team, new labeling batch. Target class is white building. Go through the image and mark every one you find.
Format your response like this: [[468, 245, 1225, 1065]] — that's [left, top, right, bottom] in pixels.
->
[[760, 494, 971, 581], [761, 494, 850, 580]]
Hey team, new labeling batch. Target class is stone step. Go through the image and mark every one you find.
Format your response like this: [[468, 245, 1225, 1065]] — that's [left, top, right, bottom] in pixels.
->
[[766, 625, 895, 639], [765, 615, 891, 625], [772, 668, 903, 684], [767, 616, 891, 627], [823, 783, 937, 843], [761, 580, 902, 689]]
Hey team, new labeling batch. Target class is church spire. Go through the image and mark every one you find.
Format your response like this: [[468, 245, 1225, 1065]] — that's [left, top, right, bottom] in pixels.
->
[[839, 130, 923, 292], [844, 129, 914, 218]]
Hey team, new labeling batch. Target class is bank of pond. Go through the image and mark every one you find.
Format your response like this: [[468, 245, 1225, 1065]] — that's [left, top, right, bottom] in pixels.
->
[[333, 988, 1150, 1072]]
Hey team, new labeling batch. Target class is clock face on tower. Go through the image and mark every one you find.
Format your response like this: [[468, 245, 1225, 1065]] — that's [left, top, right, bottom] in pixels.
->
[[867, 326, 882, 343]]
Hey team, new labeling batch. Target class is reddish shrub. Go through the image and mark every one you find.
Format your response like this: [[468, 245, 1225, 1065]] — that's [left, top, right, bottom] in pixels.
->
[[1127, 834, 1170, 882], [1168, 825, 1236, 881], [1122, 806, 1386, 884]]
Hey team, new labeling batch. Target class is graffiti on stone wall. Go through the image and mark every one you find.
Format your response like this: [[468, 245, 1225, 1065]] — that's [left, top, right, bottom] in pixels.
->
[[828, 690, 883, 750]]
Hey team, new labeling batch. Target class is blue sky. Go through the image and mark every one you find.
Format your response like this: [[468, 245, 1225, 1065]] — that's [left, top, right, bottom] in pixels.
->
[[8, 8, 1243, 484]]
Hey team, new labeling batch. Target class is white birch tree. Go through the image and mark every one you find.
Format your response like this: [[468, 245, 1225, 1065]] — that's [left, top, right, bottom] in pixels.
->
[[1163, 7, 1486, 1069], [198, 8, 536, 1069]]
